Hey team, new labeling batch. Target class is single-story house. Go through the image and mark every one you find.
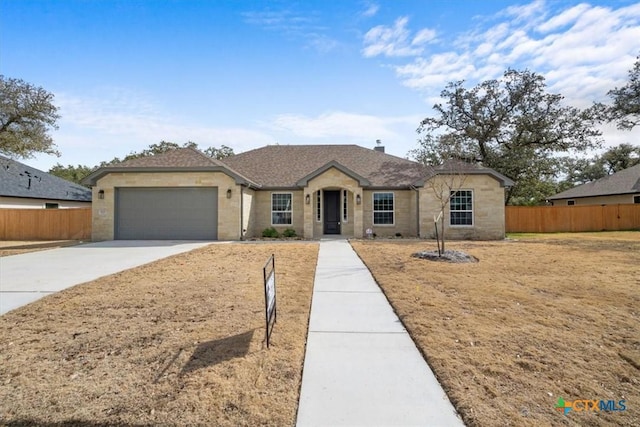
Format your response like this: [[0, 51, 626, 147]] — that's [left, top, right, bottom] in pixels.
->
[[549, 163, 640, 206], [0, 155, 92, 208], [82, 144, 514, 241]]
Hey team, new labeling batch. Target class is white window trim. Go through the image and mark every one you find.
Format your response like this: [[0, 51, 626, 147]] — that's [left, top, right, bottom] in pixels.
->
[[271, 192, 293, 226], [449, 189, 474, 227], [342, 189, 348, 223], [372, 191, 395, 226]]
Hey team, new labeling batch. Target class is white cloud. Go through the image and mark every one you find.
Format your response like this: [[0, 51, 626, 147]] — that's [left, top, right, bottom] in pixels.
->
[[362, 1, 640, 147], [271, 111, 422, 142], [242, 8, 340, 53], [370, 1, 640, 107], [412, 28, 437, 46], [536, 3, 591, 33], [361, 2, 379, 18], [50, 88, 275, 167], [362, 16, 436, 57]]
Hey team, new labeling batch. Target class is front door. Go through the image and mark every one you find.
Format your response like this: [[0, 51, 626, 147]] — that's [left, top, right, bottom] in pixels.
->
[[323, 190, 341, 234]]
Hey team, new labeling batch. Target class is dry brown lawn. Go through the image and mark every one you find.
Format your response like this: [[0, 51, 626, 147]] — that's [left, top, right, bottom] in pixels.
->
[[352, 232, 639, 427], [0, 242, 318, 426]]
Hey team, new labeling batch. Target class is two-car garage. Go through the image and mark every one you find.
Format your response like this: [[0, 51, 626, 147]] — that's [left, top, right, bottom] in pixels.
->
[[114, 187, 218, 240]]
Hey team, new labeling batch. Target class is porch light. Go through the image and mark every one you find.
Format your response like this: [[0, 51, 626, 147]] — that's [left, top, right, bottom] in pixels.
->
[[226, 188, 232, 199], [356, 194, 361, 205], [305, 194, 311, 204], [98, 189, 105, 200]]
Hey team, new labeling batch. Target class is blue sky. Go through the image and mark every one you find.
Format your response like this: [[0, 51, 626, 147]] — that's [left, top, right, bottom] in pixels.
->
[[2, 0, 639, 171]]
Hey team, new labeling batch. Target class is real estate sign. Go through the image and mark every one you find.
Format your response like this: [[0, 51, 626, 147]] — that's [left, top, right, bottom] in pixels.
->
[[263, 254, 277, 348]]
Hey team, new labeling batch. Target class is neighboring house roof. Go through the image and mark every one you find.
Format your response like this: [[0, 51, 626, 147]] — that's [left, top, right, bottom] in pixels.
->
[[82, 147, 259, 187], [549, 163, 640, 200], [0, 155, 92, 202], [220, 145, 426, 188]]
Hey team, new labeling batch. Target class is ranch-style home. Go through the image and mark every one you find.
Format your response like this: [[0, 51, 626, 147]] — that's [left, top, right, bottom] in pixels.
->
[[0, 155, 92, 209], [83, 144, 514, 241], [548, 163, 640, 206]]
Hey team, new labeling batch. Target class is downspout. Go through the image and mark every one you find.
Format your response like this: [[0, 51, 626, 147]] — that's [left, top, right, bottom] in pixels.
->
[[410, 185, 420, 238]]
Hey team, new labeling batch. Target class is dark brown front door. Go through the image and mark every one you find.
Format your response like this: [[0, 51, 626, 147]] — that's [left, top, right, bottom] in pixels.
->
[[323, 190, 341, 234]]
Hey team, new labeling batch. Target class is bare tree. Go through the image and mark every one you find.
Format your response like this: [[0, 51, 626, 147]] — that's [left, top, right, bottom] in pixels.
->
[[425, 160, 468, 256]]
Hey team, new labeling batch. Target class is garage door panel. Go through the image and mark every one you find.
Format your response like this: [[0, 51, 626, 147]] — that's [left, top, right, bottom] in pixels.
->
[[116, 187, 218, 240]]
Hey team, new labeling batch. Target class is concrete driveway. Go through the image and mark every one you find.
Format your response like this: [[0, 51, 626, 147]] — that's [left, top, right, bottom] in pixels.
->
[[0, 240, 214, 315]]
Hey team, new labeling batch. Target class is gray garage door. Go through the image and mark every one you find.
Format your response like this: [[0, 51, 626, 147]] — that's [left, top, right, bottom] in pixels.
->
[[115, 187, 218, 240]]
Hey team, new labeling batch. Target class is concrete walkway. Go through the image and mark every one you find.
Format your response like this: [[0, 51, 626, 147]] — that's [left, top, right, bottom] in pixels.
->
[[296, 240, 464, 427], [0, 240, 213, 315]]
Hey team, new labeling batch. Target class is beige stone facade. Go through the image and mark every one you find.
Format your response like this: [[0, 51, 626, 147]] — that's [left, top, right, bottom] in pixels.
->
[[91, 171, 242, 241], [419, 174, 507, 240], [89, 164, 509, 241]]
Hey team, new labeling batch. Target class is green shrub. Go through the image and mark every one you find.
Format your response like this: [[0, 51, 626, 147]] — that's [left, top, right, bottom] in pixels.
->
[[282, 228, 297, 238], [262, 227, 280, 238]]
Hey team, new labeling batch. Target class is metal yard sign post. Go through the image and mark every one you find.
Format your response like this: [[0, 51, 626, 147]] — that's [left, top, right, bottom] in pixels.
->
[[263, 254, 277, 348]]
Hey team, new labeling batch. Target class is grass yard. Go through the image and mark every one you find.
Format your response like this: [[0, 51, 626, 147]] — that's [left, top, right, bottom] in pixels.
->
[[0, 242, 318, 426], [352, 232, 639, 427]]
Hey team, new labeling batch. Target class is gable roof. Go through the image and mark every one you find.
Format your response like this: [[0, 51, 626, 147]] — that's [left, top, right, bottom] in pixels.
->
[[296, 160, 372, 187], [549, 163, 640, 200], [82, 144, 515, 189], [82, 147, 258, 186], [220, 145, 426, 188], [0, 155, 92, 202], [422, 159, 515, 188]]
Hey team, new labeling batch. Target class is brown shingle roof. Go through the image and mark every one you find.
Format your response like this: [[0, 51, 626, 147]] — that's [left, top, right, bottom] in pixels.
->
[[220, 145, 426, 188], [114, 147, 224, 168], [83, 144, 514, 189], [549, 163, 640, 199], [82, 147, 258, 186]]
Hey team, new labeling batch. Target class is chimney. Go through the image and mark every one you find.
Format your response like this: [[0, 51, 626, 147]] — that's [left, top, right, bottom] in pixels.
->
[[374, 139, 385, 153]]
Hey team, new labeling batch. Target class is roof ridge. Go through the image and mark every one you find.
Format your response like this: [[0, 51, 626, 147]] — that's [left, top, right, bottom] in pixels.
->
[[184, 146, 223, 166]]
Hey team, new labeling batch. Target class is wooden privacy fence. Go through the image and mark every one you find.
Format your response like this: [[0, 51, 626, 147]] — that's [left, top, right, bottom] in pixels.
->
[[506, 204, 640, 233], [0, 208, 92, 240]]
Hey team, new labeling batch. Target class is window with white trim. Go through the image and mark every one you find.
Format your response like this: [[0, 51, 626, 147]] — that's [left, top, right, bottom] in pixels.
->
[[450, 190, 473, 226], [373, 192, 394, 225], [271, 193, 292, 225], [343, 190, 348, 222], [567, 200, 575, 206]]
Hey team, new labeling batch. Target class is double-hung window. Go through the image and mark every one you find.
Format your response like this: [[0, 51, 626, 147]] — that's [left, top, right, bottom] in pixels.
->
[[271, 193, 292, 225], [450, 190, 473, 226], [373, 192, 394, 225]]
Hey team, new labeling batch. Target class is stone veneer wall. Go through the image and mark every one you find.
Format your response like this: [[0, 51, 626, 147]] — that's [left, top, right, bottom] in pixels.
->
[[303, 168, 363, 238], [91, 171, 241, 241], [362, 189, 418, 238], [419, 174, 507, 240], [250, 190, 304, 237]]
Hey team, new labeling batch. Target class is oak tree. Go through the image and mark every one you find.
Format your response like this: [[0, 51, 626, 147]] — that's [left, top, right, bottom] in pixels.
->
[[0, 75, 61, 158], [412, 69, 602, 205]]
